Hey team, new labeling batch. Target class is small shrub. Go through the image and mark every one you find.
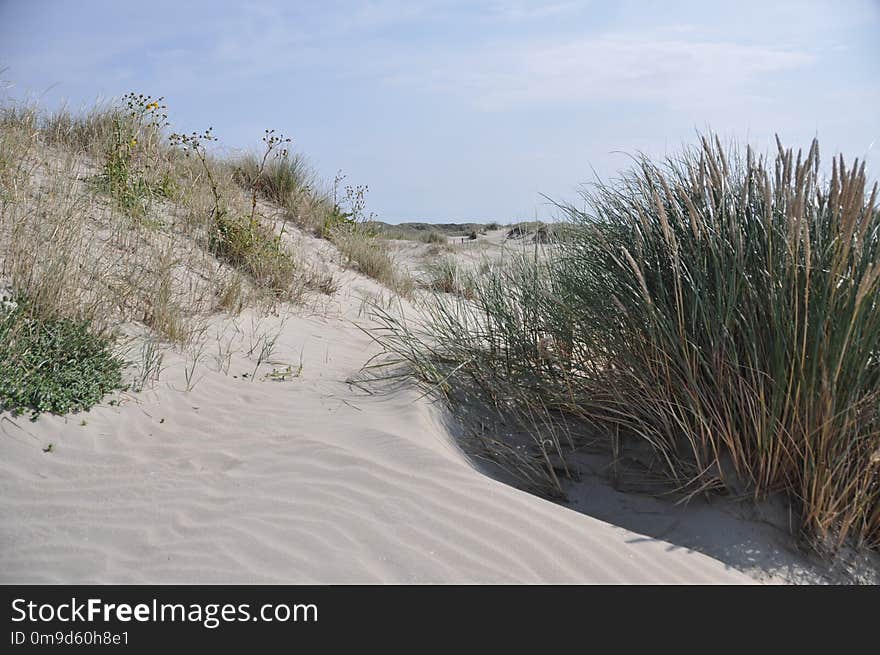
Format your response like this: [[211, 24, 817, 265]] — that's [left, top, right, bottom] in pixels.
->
[[99, 93, 172, 217], [0, 300, 124, 417], [211, 214, 299, 294], [321, 173, 376, 238], [321, 204, 357, 238]]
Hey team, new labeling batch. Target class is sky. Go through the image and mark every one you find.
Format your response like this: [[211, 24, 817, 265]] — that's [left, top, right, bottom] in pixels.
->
[[1, 0, 878, 223]]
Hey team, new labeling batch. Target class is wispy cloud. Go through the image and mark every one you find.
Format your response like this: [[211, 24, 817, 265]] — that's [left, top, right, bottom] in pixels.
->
[[482, 1, 585, 22], [391, 31, 814, 110]]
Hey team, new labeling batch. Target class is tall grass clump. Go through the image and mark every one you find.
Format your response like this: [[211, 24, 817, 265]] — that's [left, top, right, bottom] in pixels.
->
[[230, 148, 341, 236], [424, 256, 475, 297], [40, 102, 121, 155], [370, 134, 880, 553], [233, 149, 315, 208], [563, 135, 880, 551]]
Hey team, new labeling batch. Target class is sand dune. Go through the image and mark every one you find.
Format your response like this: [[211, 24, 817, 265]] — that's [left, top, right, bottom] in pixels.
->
[[0, 297, 754, 584]]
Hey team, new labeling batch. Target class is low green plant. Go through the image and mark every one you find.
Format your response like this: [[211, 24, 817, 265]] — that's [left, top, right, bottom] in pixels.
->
[[212, 212, 298, 292], [322, 204, 357, 237], [0, 300, 125, 417]]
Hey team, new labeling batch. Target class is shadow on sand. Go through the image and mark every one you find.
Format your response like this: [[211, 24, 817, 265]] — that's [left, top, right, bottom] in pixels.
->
[[436, 390, 879, 585]]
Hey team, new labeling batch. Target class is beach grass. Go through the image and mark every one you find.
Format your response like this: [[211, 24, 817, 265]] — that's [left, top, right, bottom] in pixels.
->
[[368, 134, 880, 553]]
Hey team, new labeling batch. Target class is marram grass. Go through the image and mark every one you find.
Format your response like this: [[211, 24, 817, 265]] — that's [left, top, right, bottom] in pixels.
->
[[370, 134, 880, 553]]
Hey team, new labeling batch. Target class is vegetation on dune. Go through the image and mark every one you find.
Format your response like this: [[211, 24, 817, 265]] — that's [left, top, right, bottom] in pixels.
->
[[0, 298, 124, 418], [314, 176, 414, 295], [5, 86, 880, 571], [423, 256, 474, 298], [370, 134, 880, 554], [230, 142, 330, 236], [171, 126, 306, 298], [334, 227, 414, 296], [370, 221, 496, 242], [98, 93, 176, 217], [14, 88, 878, 560], [229, 147, 414, 292], [0, 91, 409, 418], [374, 224, 448, 244]]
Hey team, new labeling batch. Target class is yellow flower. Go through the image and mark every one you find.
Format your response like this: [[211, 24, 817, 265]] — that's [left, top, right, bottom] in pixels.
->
[[130, 138, 137, 147]]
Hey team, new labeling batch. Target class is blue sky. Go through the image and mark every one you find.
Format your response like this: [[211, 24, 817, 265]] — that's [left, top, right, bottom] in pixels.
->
[[1, 0, 878, 222]]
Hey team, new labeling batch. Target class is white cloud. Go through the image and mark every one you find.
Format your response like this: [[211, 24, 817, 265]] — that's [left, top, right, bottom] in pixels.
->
[[483, 1, 585, 22], [397, 32, 814, 110]]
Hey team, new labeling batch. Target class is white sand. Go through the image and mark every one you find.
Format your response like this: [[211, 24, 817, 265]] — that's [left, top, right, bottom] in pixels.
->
[[0, 264, 756, 583]]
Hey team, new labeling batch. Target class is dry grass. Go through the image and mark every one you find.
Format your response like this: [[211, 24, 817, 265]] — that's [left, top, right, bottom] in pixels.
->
[[377, 225, 448, 244], [423, 256, 476, 297], [334, 227, 414, 296], [229, 144, 413, 297], [229, 151, 331, 235], [0, 98, 338, 351], [1, 143, 217, 342]]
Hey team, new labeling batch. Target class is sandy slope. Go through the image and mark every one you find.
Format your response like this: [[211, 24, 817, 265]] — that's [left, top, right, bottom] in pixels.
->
[[0, 268, 753, 583]]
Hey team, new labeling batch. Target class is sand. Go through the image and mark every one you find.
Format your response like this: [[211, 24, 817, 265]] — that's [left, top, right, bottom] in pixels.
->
[[0, 249, 763, 585], [10, 217, 867, 584]]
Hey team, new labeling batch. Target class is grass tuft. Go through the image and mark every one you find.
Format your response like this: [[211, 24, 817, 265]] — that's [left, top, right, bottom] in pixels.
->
[[334, 228, 414, 296]]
